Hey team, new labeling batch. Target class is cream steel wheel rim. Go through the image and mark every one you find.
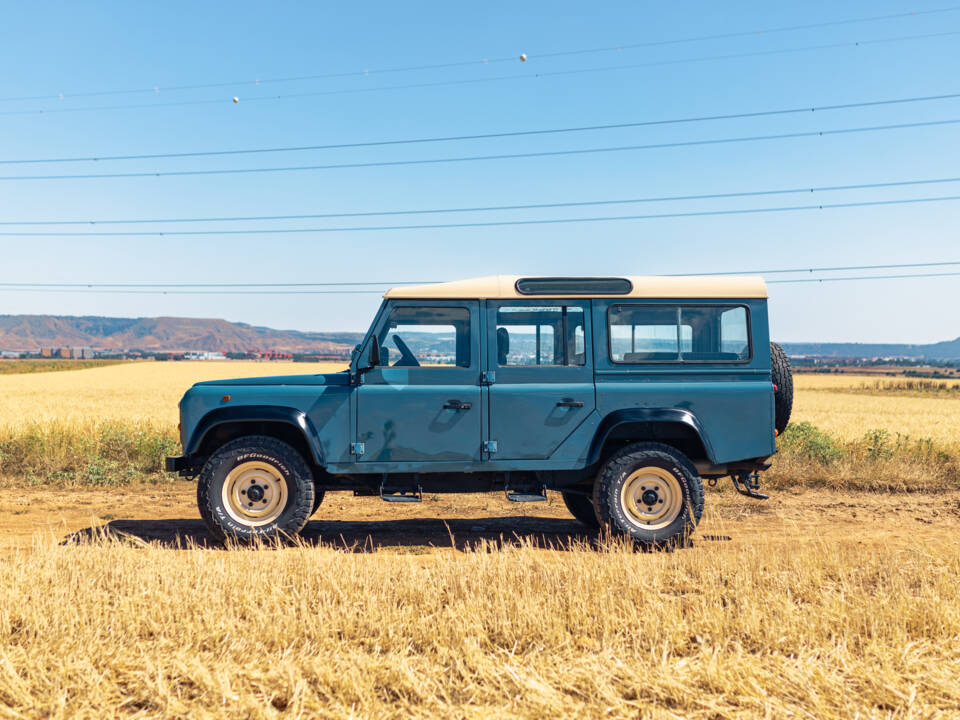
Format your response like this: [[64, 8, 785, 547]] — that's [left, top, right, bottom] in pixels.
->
[[222, 461, 288, 527], [619, 466, 684, 530]]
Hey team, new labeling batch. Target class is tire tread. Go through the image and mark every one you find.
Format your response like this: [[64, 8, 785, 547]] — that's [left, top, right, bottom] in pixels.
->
[[593, 442, 704, 545], [197, 435, 314, 542]]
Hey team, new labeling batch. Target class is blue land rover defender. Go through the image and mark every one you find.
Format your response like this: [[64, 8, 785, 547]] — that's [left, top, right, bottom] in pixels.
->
[[167, 276, 792, 545]]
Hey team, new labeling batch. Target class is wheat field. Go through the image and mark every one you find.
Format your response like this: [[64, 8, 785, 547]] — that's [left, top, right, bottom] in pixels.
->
[[0, 360, 345, 428], [1, 361, 959, 446], [793, 383, 960, 445]]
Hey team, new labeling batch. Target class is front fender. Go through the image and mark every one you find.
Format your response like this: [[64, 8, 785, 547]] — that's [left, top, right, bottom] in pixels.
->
[[184, 405, 324, 464], [586, 408, 717, 465]]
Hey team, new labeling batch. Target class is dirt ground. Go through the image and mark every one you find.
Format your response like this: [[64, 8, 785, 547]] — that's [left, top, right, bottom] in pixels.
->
[[3, 482, 958, 552]]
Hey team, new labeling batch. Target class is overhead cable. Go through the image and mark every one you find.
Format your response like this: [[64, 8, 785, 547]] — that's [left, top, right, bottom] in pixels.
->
[[3, 117, 959, 181]]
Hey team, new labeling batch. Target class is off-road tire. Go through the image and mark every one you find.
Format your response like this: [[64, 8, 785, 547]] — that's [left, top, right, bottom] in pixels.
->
[[770, 341, 793, 435], [592, 442, 704, 546], [561, 491, 600, 528], [197, 435, 314, 543], [311, 489, 325, 516]]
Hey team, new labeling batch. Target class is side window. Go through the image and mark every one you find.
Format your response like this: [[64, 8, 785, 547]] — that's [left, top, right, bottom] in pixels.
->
[[496, 305, 585, 366], [608, 304, 751, 363], [377, 306, 471, 368], [608, 306, 679, 362], [680, 306, 750, 361]]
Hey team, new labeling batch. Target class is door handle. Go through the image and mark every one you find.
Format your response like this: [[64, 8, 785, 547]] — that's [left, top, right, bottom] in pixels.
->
[[443, 400, 472, 410], [556, 399, 584, 408]]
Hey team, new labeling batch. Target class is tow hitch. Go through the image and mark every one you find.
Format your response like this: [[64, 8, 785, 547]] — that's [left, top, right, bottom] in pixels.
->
[[731, 471, 769, 500]]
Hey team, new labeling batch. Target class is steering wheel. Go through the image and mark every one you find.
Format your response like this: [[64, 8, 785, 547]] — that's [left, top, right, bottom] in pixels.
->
[[392, 335, 420, 367]]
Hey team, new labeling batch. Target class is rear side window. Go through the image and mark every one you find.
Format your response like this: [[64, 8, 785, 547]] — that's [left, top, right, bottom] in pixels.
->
[[681, 306, 749, 361], [609, 306, 679, 362], [608, 304, 750, 363]]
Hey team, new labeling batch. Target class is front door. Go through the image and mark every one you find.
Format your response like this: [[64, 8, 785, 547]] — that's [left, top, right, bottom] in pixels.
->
[[357, 301, 482, 463], [485, 300, 595, 460]]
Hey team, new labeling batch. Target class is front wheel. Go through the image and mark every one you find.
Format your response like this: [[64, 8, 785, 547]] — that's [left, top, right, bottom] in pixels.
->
[[593, 442, 704, 546], [197, 435, 315, 543]]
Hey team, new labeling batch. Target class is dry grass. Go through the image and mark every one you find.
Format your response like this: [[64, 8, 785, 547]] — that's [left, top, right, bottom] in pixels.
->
[[0, 359, 129, 375], [0, 360, 345, 428], [0, 528, 956, 719], [1, 363, 959, 490], [792, 374, 960, 445], [2, 361, 957, 446]]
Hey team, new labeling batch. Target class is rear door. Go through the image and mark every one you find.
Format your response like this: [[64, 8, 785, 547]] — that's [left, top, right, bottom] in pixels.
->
[[485, 300, 595, 460]]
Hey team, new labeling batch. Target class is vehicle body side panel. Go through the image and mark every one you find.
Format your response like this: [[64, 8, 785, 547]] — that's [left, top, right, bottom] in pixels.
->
[[591, 298, 775, 464], [179, 382, 352, 466], [484, 298, 596, 461]]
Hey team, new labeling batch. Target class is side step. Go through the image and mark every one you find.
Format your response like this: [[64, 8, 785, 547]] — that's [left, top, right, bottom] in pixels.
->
[[380, 477, 422, 503], [505, 488, 547, 502]]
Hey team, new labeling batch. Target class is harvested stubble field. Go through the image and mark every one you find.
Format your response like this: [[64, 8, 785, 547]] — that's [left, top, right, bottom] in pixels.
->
[[1, 361, 959, 718]]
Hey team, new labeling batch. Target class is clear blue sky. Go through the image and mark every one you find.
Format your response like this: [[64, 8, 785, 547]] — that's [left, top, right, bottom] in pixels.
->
[[0, 1, 958, 343]]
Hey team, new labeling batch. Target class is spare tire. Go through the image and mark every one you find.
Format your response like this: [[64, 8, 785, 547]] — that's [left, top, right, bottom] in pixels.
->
[[770, 342, 793, 434]]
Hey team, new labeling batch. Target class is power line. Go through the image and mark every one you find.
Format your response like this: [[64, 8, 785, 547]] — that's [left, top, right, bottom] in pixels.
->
[[769, 271, 960, 284], [0, 281, 435, 288], [4, 91, 960, 165], [0, 288, 388, 295], [1, 7, 954, 105], [3, 117, 959, 181], [2, 29, 958, 118], [1, 194, 958, 235], [3, 261, 960, 290], [676, 260, 960, 276], [1, 271, 959, 294], [2, 176, 957, 226]]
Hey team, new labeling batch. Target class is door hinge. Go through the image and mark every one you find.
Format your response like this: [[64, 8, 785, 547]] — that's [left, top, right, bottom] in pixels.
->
[[350, 442, 365, 456], [483, 440, 498, 454], [481, 370, 496, 385]]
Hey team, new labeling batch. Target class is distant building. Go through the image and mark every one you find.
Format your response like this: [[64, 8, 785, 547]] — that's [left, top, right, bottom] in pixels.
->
[[183, 351, 227, 361], [40, 347, 54, 357], [72, 347, 95, 359]]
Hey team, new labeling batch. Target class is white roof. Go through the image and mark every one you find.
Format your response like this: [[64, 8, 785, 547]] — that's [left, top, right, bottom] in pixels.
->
[[384, 275, 767, 300]]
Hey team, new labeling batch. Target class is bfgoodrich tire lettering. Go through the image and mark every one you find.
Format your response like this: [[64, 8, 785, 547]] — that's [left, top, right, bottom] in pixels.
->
[[197, 435, 314, 543], [593, 442, 705, 546]]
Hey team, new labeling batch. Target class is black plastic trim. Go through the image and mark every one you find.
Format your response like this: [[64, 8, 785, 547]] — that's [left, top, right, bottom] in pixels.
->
[[183, 405, 324, 464], [165, 456, 187, 472], [516, 277, 633, 295], [586, 408, 717, 464]]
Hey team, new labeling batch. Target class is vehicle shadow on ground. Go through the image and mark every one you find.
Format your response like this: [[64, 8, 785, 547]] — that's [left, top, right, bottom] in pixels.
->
[[62, 516, 613, 552]]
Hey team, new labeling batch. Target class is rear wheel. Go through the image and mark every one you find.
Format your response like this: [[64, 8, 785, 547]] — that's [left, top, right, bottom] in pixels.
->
[[197, 435, 314, 543], [311, 489, 325, 516], [561, 491, 600, 528], [593, 442, 704, 546]]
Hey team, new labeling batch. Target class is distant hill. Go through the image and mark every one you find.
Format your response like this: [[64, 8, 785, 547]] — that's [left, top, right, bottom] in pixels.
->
[[781, 338, 960, 360], [0, 315, 363, 354], [3, 314, 959, 360]]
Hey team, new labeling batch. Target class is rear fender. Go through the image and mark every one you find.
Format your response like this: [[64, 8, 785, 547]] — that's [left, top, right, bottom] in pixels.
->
[[586, 408, 717, 465]]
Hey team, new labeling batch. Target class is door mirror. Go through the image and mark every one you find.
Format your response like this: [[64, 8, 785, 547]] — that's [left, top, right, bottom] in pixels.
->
[[365, 335, 381, 370]]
